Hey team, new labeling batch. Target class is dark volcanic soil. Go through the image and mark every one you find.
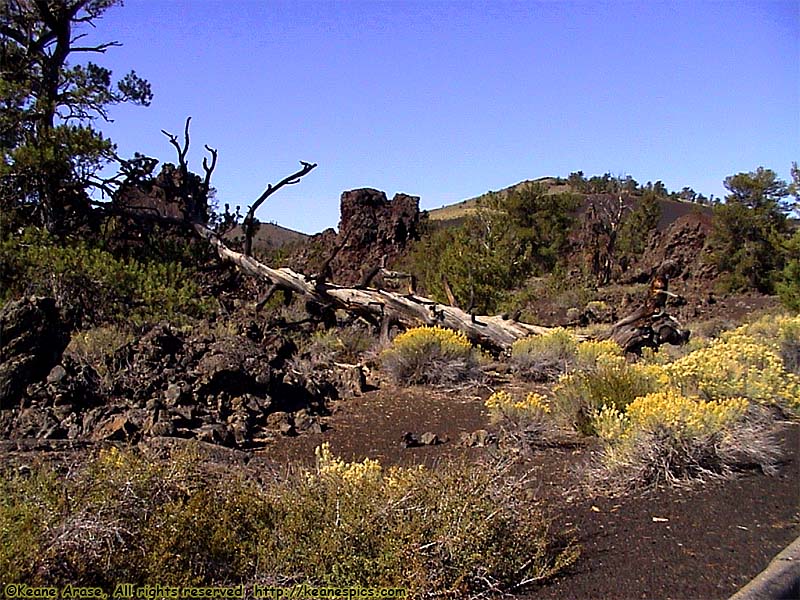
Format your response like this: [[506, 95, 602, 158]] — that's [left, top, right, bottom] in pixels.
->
[[257, 386, 800, 600], [3, 385, 798, 599]]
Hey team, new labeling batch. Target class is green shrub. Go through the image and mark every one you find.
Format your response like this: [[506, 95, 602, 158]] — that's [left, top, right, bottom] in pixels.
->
[[0, 465, 64, 583], [0, 445, 578, 596], [511, 329, 578, 381], [380, 326, 481, 385], [552, 357, 663, 435], [0, 228, 215, 325]]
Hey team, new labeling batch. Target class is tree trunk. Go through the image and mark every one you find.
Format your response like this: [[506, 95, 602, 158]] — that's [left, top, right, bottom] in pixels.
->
[[193, 223, 554, 351]]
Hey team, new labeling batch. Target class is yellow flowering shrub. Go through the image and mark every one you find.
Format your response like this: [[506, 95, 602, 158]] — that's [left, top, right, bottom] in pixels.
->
[[485, 390, 555, 447], [486, 390, 550, 418], [0, 446, 578, 595], [591, 389, 780, 490], [511, 328, 578, 381], [665, 335, 800, 414], [729, 314, 800, 348], [575, 339, 623, 371], [552, 360, 662, 434], [312, 442, 382, 486], [625, 391, 749, 438], [380, 326, 480, 385], [592, 405, 629, 442], [394, 325, 471, 353]]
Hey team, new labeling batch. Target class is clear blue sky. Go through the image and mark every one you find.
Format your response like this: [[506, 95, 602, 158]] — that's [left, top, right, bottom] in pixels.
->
[[88, 0, 798, 234]]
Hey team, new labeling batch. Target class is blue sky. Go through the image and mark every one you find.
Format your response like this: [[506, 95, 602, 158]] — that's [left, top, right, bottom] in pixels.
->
[[89, 0, 798, 233]]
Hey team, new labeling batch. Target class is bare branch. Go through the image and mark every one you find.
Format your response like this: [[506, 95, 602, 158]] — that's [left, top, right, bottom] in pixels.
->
[[242, 160, 317, 256], [71, 40, 121, 53], [441, 275, 458, 308], [202, 144, 218, 193], [161, 116, 191, 173]]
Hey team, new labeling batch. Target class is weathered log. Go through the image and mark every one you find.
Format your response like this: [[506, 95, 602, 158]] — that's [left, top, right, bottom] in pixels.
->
[[193, 223, 553, 350], [605, 313, 689, 355], [602, 270, 690, 354]]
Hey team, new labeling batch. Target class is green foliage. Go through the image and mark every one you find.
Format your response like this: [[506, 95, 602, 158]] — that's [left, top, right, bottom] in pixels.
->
[[709, 167, 791, 294], [0, 465, 65, 583], [710, 202, 786, 294], [408, 184, 579, 313], [0, 446, 578, 596], [777, 230, 800, 311], [0, 0, 151, 232], [552, 359, 662, 435], [0, 228, 214, 326], [380, 326, 481, 386], [617, 191, 662, 257]]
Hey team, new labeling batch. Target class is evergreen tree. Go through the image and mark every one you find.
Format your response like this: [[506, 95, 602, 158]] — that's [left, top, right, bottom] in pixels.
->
[[0, 0, 151, 233], [709, 167, 790, 293]]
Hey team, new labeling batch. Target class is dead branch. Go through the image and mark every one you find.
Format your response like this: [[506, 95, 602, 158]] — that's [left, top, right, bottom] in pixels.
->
[[243, 161, 317, 256], [161, 117, 191, 175], [442, 275, 458, 307], [201, 144, 218, 196], [312, 228, 351, 284]]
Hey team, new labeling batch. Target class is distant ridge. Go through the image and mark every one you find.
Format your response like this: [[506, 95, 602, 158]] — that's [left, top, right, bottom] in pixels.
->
[[224, 222, 309, 253], [427, 176, 712, 232]]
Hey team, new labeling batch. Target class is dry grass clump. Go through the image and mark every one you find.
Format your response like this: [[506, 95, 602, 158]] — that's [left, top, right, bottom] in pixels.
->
[[302, 323, 377, 364], [65, 325, 136, 381], [0, 445, 578, 597], [511, 329, 578, 381], [590, 391, 780, 491], [380, 326, 481, 386]]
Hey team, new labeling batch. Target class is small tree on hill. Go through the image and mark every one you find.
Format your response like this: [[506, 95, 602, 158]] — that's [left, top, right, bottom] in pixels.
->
[[709, 167, 790, 293], [409, 184, 580, 313]]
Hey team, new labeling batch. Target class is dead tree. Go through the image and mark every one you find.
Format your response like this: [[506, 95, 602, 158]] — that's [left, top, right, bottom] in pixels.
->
[[602, 268, 689, 354], [584, 195, 628, 285], [153, 121, 556, 350]]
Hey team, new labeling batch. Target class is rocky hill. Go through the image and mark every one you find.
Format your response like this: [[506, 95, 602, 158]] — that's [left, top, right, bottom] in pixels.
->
[[427, 177, 712, 232]]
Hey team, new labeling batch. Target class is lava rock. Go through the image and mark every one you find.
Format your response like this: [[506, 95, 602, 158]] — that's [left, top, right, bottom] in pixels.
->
[[0, 297, 69, 409]]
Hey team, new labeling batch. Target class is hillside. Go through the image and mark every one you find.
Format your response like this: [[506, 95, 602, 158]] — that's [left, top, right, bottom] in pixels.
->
[[224, 221, 309, 254], [427, 176, 712, 232]]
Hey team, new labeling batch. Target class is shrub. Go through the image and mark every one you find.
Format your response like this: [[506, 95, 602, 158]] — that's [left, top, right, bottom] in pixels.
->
[[664, 332, 800, 415], [552, 359, 665, 435], [485, 390, 556, 448], [0, 465, 64, 583], [302, 324, 376, 364], [779, 318, 800, 375], [591, 391, 780, 490], [65, 325, 136, 381], [0, 228, 214, 326], [511, 329, 578, 381], [574, 339, 623, 371], [0, 445, 579, 597], [380, 326, 480, 385]]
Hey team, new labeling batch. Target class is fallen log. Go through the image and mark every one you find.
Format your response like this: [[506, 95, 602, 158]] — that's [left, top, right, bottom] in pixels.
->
[[193, 223, 552, 351]]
